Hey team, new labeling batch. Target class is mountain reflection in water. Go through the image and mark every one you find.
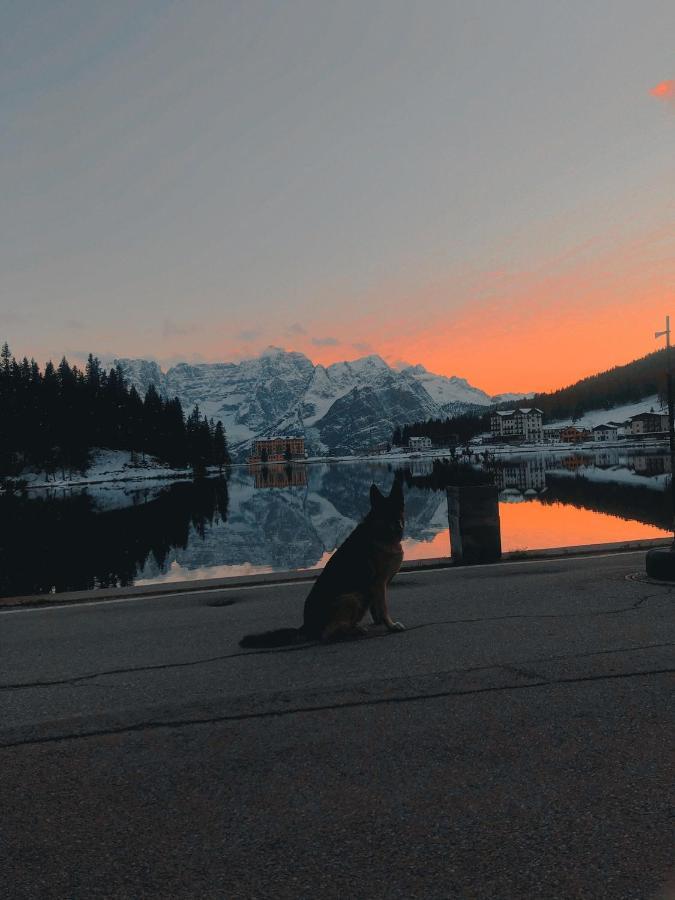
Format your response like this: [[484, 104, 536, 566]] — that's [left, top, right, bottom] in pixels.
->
[[1, 450, 672, 596]]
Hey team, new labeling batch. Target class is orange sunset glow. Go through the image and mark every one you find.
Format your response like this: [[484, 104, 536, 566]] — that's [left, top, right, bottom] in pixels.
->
[[650, 79, 675, 99], [403, 501, 668, 562], [259, 221, 675, 395]]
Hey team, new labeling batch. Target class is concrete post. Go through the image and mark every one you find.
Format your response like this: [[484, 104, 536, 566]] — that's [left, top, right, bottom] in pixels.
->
[[447, 485, 502, 565]]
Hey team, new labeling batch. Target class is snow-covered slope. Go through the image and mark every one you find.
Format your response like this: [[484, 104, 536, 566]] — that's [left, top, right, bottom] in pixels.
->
[[550, 395, 663, 429], [492, 391, 535, 404], [401, 364, 493, 407], [115, 348, 499, 457]]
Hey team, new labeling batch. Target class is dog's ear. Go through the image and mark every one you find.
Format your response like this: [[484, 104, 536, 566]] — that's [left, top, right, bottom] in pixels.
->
[[370, 483, 384, 508], [389, 473, 404, 507]]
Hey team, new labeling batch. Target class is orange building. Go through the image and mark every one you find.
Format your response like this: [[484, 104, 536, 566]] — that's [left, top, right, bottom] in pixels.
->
[[248, 436, 305, 464], [559, 426, 592, 444]]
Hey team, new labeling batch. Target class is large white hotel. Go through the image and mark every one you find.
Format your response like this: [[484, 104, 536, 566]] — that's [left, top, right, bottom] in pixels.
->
[[490, 408, 544, 442]]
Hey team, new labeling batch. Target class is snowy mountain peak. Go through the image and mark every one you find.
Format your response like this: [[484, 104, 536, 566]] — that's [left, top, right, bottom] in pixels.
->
[[115, 349, 508, 458]]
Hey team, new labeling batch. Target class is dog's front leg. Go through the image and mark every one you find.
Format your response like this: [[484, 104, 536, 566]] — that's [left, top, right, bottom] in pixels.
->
[[369, 584, 405, 632]]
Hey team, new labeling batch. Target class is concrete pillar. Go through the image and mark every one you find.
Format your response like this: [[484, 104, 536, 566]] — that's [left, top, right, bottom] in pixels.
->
[[447, 485, 502, 565]]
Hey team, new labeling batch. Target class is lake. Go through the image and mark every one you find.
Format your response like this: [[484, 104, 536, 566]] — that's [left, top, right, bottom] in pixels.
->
[[1, 448, 672, 597]]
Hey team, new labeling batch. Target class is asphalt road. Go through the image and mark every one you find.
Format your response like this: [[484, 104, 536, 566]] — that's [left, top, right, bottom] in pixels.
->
[[1, 551, 673, 899]]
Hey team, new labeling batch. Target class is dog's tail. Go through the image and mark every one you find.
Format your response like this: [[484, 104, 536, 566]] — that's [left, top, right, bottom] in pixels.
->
[[239, 627, 307, 649]]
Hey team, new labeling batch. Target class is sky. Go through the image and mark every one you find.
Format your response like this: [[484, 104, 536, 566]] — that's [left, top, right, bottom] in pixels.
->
[[1, 1, 674, 394]]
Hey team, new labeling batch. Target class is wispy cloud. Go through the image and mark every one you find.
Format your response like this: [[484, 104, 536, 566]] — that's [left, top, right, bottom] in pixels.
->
[[158, 351, 206, 368], [0, 310, 27, 326], [236, 327, 263, 342], [312, 335, 339, 347], [162, 318, 198, 337], [285, 322, 306, 336]]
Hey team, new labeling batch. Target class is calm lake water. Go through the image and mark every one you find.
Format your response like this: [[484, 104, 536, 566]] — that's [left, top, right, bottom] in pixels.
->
[[2, 448, 672, 597]]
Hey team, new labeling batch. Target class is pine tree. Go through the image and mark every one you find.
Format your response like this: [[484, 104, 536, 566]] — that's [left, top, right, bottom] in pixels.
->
[[213, 420, 229, 472]]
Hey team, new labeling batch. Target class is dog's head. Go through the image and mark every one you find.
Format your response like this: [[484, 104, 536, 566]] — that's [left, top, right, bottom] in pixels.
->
[[369, 473, 405, 542]]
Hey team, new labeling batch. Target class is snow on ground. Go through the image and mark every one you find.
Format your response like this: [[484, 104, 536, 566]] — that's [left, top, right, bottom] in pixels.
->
[[549, 395, 663, 429], [15, 449, 194, 491]]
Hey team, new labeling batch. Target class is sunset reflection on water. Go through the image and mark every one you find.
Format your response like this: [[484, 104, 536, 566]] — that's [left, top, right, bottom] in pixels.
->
[[402, 498, 669, 562]]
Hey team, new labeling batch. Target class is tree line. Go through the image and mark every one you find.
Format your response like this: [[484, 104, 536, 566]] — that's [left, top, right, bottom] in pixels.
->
[[496, 348, 668, 421], [0, 343, 230, 478], [392, 412, 491, 447]]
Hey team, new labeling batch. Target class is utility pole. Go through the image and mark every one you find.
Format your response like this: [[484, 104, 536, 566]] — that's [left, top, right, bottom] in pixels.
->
[[654, 316, 675, 544]]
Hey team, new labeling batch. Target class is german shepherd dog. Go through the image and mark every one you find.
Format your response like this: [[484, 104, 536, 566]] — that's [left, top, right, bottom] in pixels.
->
[[239, 474, 405, 647]]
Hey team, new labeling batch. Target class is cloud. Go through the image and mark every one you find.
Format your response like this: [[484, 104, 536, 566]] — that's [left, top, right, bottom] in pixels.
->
[[236, 327, 263, 342], [162, 318, 198, 338], [311, 335, 339, 347], [0, 310, 27, 326], [352, 341, 373, 353], [285, 322, 306, 336], [158, 351, 206, 367]]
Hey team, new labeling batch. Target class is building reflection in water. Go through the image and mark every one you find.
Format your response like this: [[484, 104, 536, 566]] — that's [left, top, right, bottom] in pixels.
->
[[250, 463, 308, 489], [494, 456, 547, 497], [408, 458, 434, 478]]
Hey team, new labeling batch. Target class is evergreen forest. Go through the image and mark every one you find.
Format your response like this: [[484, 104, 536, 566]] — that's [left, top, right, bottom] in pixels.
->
[[0, 343, 230, 478]]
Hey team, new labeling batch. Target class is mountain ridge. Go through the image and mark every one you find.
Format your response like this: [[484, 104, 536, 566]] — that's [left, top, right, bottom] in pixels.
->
[[115, 348, 529, 458]]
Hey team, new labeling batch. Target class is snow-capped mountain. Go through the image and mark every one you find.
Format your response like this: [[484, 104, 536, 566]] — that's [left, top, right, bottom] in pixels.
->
[[115, 348, 509, 458]]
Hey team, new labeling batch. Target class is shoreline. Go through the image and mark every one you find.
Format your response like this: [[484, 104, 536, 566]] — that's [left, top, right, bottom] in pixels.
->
[[3, 437, 670, 493]]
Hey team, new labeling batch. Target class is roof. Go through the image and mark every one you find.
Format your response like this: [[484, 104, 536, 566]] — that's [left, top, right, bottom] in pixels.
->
[[592, 423, 617, 431], [494, 407, 544, 417]]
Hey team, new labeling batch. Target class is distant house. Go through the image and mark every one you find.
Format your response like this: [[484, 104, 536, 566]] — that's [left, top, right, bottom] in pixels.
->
[[366, 441, 391, 456], [606, 420, 632, 438], [543, 425, 563, 444], [408, 436, 432, 451], [629, 412, 669, 435], [592, 424, 619, 442], [490, 408, 544, 443], [559, 425, 592, 444], [248, 436, 305, 464]]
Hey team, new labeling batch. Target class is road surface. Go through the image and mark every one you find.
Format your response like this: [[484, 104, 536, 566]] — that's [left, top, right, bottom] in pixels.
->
[[1, 551, 673, 898]]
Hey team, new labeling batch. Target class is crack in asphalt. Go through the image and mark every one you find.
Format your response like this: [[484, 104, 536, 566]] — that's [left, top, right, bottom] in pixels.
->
[[0, 666, 672, 751], [408, 592, 666, 632], [1, 595, 671, 691]]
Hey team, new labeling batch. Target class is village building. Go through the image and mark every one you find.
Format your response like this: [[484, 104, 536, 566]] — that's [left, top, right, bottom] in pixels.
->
[[559, 425, 592, 444], [365, 441, 391, 456], [542, 425, 563, 443], [606, 420, 632, 438], [629, 412, 669, 435], [408, 436, 432, 450], [248, 436, 305, 464], [490, 408, 544, 443], [592, 424, 619, 442]]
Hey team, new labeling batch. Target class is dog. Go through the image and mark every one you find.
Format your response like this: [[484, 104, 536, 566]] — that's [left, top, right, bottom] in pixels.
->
[[239, 474, 405, 647]]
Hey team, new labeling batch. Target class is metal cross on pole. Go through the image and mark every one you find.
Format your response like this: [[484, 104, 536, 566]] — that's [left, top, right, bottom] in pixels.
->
[[654, 315, 675, 544]]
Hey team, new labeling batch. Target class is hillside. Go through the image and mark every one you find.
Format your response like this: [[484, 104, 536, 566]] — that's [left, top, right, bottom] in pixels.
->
[[501, 349, 669, 422]]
